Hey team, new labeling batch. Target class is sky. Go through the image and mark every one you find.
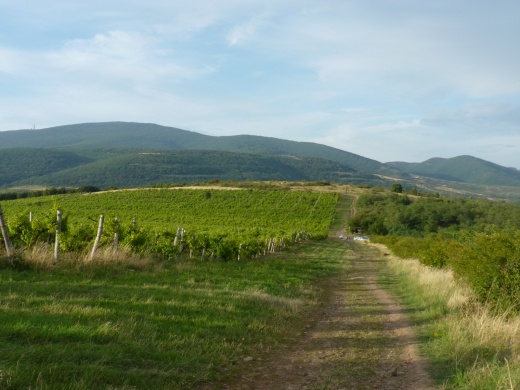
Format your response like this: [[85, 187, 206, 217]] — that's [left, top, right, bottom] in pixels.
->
[[1, 1, 520, 167]]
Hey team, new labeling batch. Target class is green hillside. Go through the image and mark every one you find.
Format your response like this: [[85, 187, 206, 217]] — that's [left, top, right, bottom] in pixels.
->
[[3, 122, 520, 201], [0, 148, 92, 185], [387, 155, 520, 186], [0, 122, 399, 176], [11, 150, 381, 188], [0, 122, 209, 150], [195, 134, 399, 176]]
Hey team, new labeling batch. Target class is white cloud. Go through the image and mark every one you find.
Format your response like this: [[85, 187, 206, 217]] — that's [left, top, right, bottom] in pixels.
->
[[266, 2, 520, 99], [226, 15, 270, 47], [2, 0, 520, 168], [423, 103, 520, 131], [45, 30, 214, 85], [0, 48, 23, 74]]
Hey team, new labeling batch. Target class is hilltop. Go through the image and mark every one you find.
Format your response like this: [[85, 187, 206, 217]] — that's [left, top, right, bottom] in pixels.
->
[[387, 155, 520, 187], [2, 121, 520, 202]]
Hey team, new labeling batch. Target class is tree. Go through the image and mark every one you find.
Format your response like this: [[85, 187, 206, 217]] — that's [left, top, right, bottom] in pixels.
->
[[391, 183, 403, 193]]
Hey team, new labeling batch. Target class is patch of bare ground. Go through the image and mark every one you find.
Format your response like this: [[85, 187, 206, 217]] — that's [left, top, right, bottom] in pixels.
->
[[205, 242, 435, 390]]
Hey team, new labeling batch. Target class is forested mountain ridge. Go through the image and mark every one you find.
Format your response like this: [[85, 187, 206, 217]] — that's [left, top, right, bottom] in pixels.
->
[[1, 121, 520, 202], [10, 150, 380, 189], [0, 122, 209, 150], [0, 122, 401, 177], [0, 148, 93, 186], [386, 155, 520, 187]]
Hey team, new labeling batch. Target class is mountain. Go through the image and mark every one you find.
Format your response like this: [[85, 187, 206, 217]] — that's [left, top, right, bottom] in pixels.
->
[[0, 148, 92, 186], [2, 121, 520, 202], [0, 122, 208, 150], [11, 150, 380, 188], [193, 134, 397, 175], [0, 122, 401, 177], [386, 155, 520, 187]]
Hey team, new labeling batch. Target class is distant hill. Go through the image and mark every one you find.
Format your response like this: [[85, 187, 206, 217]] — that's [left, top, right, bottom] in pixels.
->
[[195, 134, 397, 176], [386, 155, 520, 187], [10, 150, 381, 188], [2, 121, 520, 202], [0, 148, 92, 186], [0, 122, 208, 150], [0, 122, 401, 177]]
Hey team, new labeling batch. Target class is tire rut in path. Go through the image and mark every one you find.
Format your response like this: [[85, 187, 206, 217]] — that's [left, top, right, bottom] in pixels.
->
[[218, 242, 435, 390]]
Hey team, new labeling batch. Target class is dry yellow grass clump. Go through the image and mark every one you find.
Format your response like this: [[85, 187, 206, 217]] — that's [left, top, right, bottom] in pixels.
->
[[375, 244, 520, 388], [17, 243, 156, 272]]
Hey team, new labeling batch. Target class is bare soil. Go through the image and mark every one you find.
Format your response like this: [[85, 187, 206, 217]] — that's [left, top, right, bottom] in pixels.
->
[[207, 242, 435, 389]]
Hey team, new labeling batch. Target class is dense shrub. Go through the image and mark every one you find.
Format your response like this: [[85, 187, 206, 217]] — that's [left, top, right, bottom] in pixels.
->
[[363, 193, 520, 312], [449, 232, 520, 311], [374, 227, 520, 312]]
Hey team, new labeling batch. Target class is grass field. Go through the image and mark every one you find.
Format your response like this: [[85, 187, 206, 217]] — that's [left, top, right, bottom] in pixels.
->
[[0, 239, 349, 389]]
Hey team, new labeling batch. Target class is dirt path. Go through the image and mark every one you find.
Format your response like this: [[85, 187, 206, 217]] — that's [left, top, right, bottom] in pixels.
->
[[214, 242, 435, 389]]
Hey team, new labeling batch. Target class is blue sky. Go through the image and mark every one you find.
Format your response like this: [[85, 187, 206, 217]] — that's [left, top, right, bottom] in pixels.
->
[[1, 1, 520, 167]]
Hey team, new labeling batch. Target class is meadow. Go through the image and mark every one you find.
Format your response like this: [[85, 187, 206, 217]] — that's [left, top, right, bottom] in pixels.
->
[[0, 240, 347, 389], [0, 188, 345, 388]]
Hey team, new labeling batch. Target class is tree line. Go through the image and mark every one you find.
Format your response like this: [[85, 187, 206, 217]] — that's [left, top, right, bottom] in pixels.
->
[[350, 191, 520, 312]]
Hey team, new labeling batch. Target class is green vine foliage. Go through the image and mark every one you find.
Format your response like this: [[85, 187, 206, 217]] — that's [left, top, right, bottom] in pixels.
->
[[1, 189, 338, 262]]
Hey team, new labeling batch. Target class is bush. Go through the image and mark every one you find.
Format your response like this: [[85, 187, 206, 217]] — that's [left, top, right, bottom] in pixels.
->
[[449, 231, 520, 312], [418, 236, 460, 268]]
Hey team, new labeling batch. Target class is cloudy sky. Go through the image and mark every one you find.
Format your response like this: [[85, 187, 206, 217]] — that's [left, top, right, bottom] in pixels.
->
[[1, 1, 520, 167]]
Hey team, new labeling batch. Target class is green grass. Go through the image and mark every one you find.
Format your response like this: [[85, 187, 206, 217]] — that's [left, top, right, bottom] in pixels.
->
[[328, 194, 352, 236], [0, 239, 349, 389]]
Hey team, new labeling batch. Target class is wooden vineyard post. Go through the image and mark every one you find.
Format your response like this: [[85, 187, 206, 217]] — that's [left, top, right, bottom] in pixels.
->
[[189, 233, 195, 259], [113, 217, 119, 253], [173, 227, 180, 246], [0, 205, 13, 258], [90, 215, 104, 260], [177, 228, 185, 259], [54, 210, 62, 263]]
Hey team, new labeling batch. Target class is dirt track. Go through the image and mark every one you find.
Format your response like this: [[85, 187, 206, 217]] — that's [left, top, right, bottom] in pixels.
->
[[214, 241, 435, 390]]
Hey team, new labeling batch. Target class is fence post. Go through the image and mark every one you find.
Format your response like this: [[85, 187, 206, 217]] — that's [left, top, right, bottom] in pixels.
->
[[174, 227, 180, 246], [0, 205, 13, 258], [113, 217, 119, 253], [177, 228, 185, 259], [54, 210, 62, 263], [90, 214, 104, 260]]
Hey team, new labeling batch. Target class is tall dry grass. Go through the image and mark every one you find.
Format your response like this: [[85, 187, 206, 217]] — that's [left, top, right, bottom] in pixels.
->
[[374, 243, 520, 388], [8, 243, 157, 272]]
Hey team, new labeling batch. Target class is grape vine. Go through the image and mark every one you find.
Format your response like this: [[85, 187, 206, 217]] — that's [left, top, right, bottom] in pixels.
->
[[1, 189, 338, 261]]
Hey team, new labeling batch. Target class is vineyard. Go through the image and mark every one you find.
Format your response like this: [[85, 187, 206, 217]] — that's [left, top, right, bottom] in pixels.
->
[[0, 188, 339, 261]]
